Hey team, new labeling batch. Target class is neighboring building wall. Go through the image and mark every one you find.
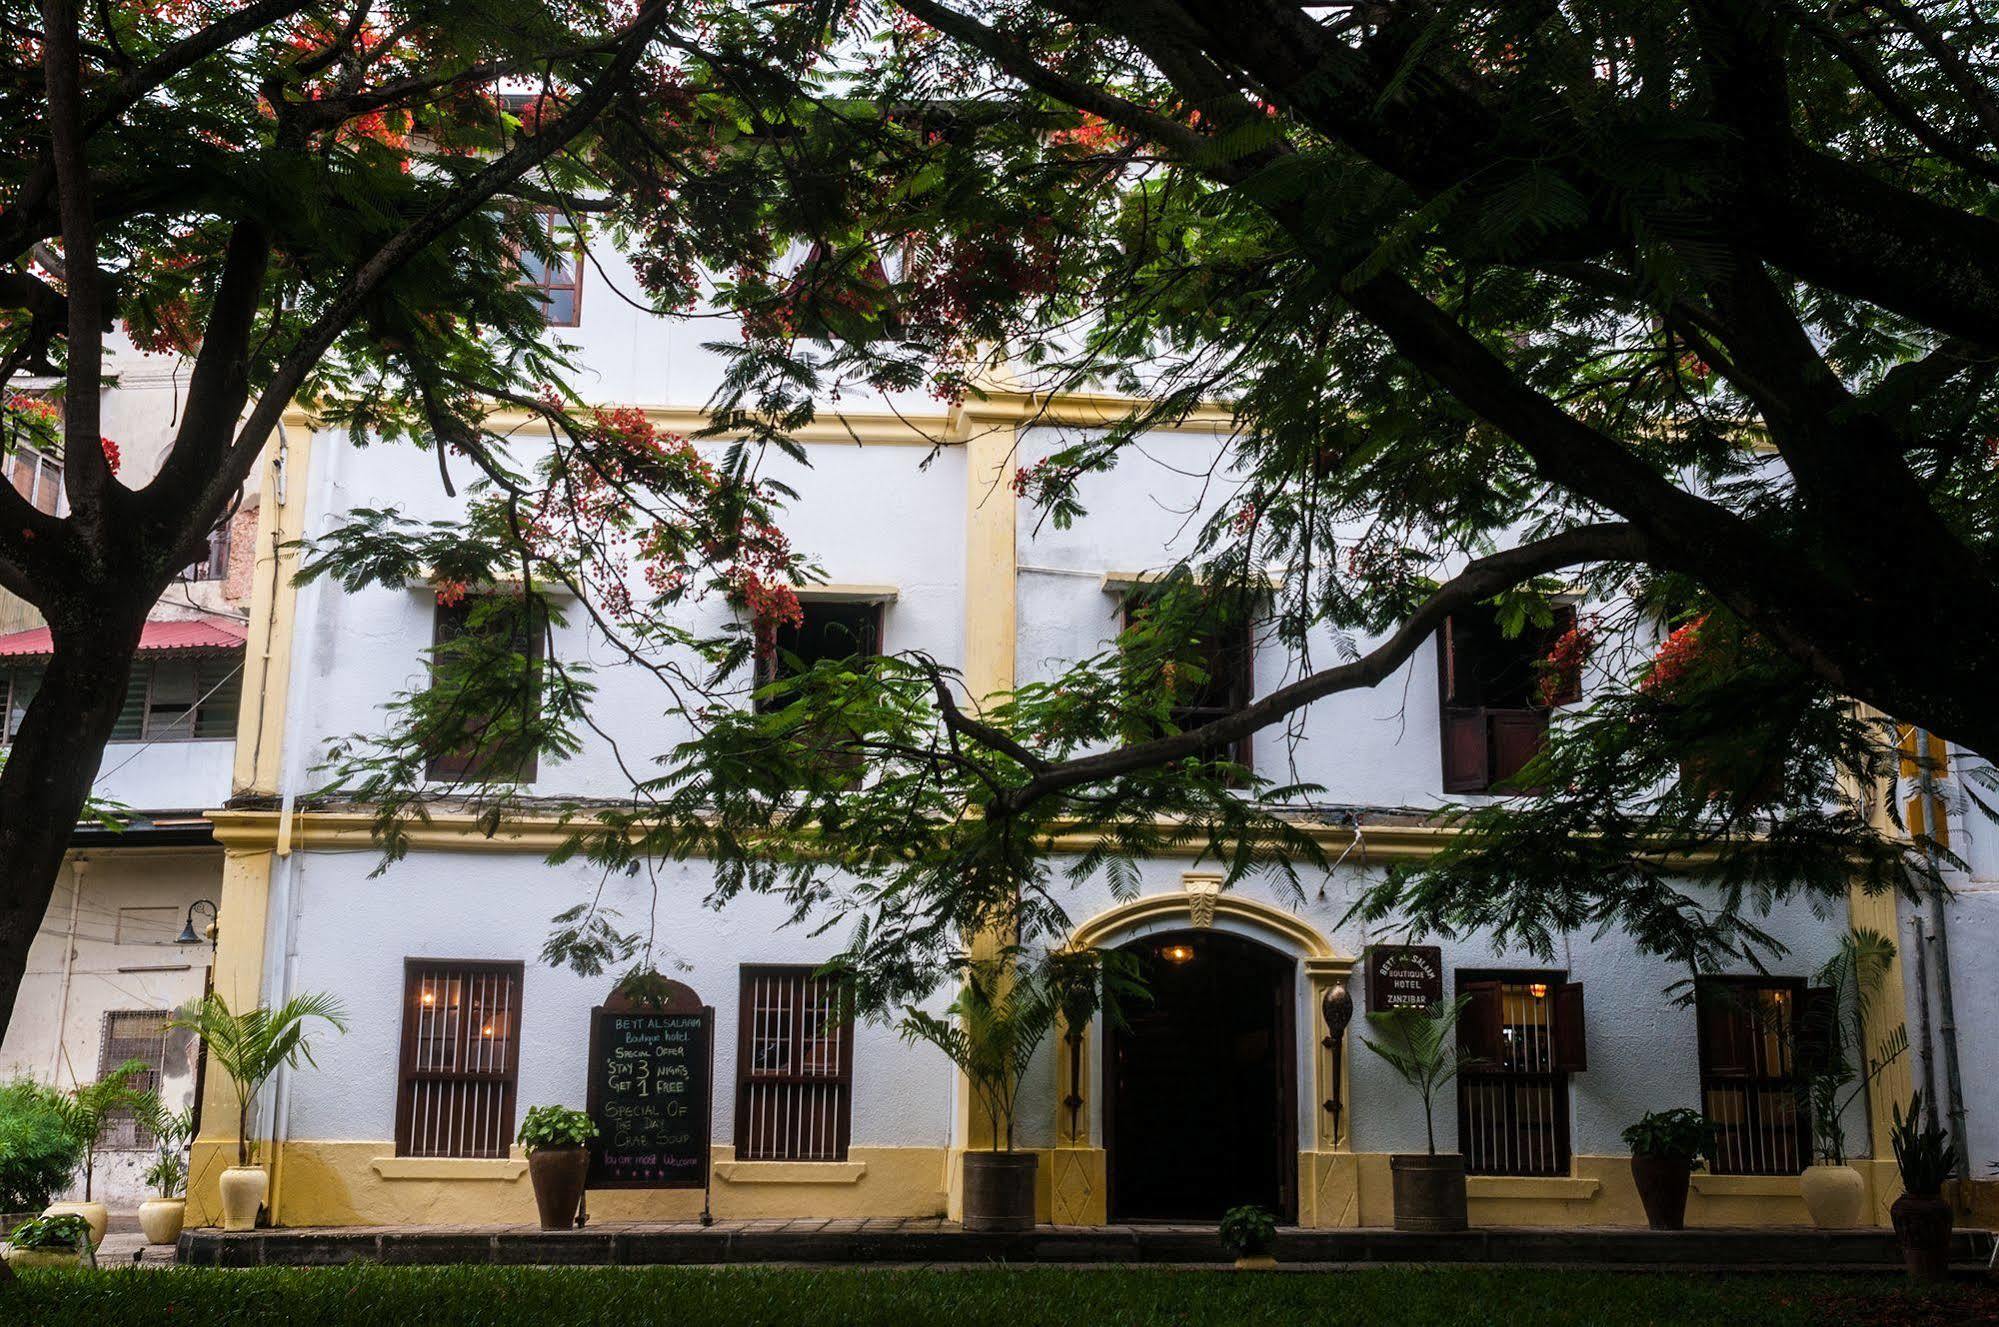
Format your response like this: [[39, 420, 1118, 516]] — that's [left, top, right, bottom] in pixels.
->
[[0, 850, 216, 1208]]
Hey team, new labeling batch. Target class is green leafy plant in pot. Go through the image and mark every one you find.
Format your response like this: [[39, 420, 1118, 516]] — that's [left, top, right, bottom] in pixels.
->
[[1, 1211, 96, 1272], [172, 992, 347, 1231], [44, 1058, 152, 1248], [901, 947, 1137, 1233], [1888, 1092, 1958, 1281], [1621, 1108, 1714, 1231], [1219, 1204, 1279, 1270], [518, 1105, 597, 1231], [1362, 994, 1482, 1233], [1801, 929, 1908, 1229]]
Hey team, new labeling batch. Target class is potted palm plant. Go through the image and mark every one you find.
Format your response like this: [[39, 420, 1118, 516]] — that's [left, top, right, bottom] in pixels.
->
[[901, 948, 1130, 1232], [1362, 994, 1481, 1232], [173, 992, 347, 1231], [517, 1105, 597, 1231], [44, 1058, 151, 1248], [1801, 928, 1907, 1229], [1888, 1091, 1958, 1281], [137, 1100, 195, 1246], [1621, 1108, 1714, 1230]]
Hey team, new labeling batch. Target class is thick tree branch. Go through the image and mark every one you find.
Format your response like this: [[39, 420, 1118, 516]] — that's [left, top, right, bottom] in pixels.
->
[[999, 523, 1650, 808]]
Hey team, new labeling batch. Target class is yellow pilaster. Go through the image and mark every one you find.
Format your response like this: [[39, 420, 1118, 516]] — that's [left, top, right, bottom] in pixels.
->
[[186, 845, 275, 1226], [1299, 955, 1361, 1227], [233, 426, 313, 798]]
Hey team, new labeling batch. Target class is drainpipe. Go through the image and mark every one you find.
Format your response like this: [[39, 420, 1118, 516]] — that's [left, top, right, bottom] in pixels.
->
[[1909, 915, 1939, 1130], [1911, 731, 1971, 1185], [45, 857, 85, 1081]]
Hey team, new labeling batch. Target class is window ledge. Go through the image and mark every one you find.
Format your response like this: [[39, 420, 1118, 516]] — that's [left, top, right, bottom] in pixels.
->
[[1100, 569, 1284, 593], [370, 1156, 527, 1182], [1690, 1173, 1801, 1198], [794, 583, 899, 605], [713, 1160, 867, 1186], [1466, 1175, 1601, 1202]]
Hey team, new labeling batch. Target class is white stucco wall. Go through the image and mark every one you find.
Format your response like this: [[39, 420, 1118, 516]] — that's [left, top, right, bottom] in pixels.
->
[[90, 739, 234, 812]]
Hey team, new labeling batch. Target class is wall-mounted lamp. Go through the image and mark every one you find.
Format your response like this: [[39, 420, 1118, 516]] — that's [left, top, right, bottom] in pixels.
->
[[177, 899, 219, 946], [1160, 943, 1195, 964], [1321, 983, 1354, 1146]]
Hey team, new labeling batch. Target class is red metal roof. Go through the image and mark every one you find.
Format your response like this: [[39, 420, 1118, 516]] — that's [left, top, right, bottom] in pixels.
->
[[0, 617, 248, 660]]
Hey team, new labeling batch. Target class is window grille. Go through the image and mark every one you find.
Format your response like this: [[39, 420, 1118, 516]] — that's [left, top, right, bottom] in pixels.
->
[[735, 966, 853, 1162], [1696, 979, 1813, 1176], [96, 1010, 171, 1151], [1456, 974, 1585, 1176], [394, 960, 524, 1159]]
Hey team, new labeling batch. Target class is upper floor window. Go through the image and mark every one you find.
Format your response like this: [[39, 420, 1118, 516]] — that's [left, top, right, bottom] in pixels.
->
[[7, 445, 63, 515], [426, 596, 545, 783], [110, 654, 244, 741], [1456, 972, 1586, 1176], [179, 520, 233, 583], [2, 665, 37, 742], [735, 965, 854, 1161], [1436, 603, 1580, 794], [518, 208, 583, 327], [1121, 589, 1254, 770], [1695, 978, 1830, 1176], [753, 598, 883, 710]]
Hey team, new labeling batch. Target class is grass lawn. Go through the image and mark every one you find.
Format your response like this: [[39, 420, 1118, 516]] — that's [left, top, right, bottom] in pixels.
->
[[2, 1265, 1994, 1326]]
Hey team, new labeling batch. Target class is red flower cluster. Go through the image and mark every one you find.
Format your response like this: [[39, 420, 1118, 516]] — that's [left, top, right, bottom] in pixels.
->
[[1643, 615, 1709, 697], [99, 436, 121, 476], [1536, 614, 1597, 706]]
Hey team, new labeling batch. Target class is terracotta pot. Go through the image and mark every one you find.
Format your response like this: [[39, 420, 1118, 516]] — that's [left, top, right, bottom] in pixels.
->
[[1389, 1153, 1468, 1232], [40, 1200, 107, 1248], [527, 1147, 590, 1231], [1800, 1163, 1868, 1229], [1629, 1154, 1693, 1231], [139, 1196, 187, 1246], [961, 1150, 1038, 1233], [1890, 1192, 1954, 1282], [219, 1166, 268, 1232]]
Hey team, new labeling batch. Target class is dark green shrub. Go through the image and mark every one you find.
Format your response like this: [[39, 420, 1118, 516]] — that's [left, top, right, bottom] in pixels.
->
[[0, 1078, 85, 1212], [1218, 1205, 1278, 1257], [6, 1211, 91, 1251], [1620, 1108, 1717, 1170]]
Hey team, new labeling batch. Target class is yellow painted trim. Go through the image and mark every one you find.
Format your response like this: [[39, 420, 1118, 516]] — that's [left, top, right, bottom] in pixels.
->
[[261, 1143, 945, 1226], [1466, 1175, 1601, 1201], [233, 429, 314, 798], [714, 1160, 868, 1185], [1100, 569, 1284, 592], [1069, 888, 1349, 962], [371, 1156, 527, 1182], [1689, 1173, 1802, 1198], [795, 583, 899, 604]]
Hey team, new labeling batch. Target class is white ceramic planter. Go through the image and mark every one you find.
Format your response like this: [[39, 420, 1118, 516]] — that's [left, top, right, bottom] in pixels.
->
[[40, 1200, 107, 1248], [138, 1196, 187, 1246], [1800, 1162, 1868, 1229], [219, 1166, 268, 1232]]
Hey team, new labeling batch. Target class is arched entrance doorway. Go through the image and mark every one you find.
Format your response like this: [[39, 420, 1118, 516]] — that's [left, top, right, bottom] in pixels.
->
[[1105, 927, 1297, 1222]]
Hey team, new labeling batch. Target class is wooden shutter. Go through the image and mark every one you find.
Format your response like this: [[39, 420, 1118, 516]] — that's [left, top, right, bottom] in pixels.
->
[[1696, 983, 1750, 1078], [395, 959, 524, 1158], [1552, 982, 1588, 1072], [426, 598, 543, 782], [1457, 980, 1506, 1066], [1795, 985, 1838, 1075], [1440, 709, 1489, 793], [1488, 709, 1549, 789]]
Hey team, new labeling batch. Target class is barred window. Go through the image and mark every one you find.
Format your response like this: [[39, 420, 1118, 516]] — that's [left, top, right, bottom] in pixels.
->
[[97, 1010, 171, 1151], [1456, 973, 1586, 1176], [395, 960, 524, 1159], [735, 966, 853, 1162], [1697, 978, 1820, 1176]]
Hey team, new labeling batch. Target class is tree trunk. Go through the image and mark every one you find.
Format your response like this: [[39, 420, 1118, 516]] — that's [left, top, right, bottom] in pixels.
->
[[0, 605, 150, 1040]]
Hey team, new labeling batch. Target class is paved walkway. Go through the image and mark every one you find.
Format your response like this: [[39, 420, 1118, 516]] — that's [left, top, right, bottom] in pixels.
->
[[178, 1219, 1997, 1272]]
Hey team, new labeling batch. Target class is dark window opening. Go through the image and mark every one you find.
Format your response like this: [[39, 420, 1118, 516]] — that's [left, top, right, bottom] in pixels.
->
[[735, 966, 854, 1161], [1696, 978, 1819, 1176], [179, 520, 233, 582], [1456, 972, 1585, 1176], [1436, 602, 1579, 793], [1121, 592, 1255, 772], [753, 599, 883, 711], [426, 596, 545, 783], [7, 446, 63, 515], [394, 959, 524, 1159]]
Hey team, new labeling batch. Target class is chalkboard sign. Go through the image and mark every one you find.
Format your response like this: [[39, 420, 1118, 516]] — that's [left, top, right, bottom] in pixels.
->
[[585, 983, 713, 1190]]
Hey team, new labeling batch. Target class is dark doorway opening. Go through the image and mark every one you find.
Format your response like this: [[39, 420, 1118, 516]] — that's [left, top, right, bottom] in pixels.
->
[[1105, 928, 1297, 1222]]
